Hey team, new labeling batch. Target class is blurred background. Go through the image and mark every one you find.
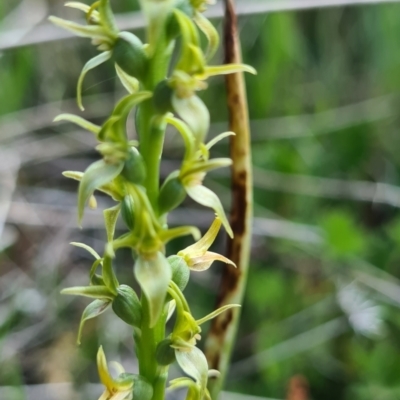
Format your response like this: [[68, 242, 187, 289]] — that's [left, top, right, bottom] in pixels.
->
[[2, 0, 400, 399]]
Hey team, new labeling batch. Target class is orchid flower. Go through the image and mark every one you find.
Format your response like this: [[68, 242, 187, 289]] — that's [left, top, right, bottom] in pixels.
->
[[169, 346, 220, 400], [179, 217, 236, 271], [97, 346, 134, 400]]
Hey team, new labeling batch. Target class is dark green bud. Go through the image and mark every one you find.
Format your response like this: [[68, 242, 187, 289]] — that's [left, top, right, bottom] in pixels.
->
[[155, 338, 176, 366], [153, 80, 174, 115], [112, 285, 142, 327], [113, 32, 148, 81], [121, 147, 146, 184], [121, 195, 135, 230], [158, 175, 186, 215], [166, 0, 194, 41], [168, 255, 190, 291]]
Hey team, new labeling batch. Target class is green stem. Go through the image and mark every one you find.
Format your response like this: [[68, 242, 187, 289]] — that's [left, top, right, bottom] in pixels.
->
[[138, 36, 172, 211], [137, 297, 169, 400], [135, 30, 173, 400], [138, 101, 165, 211]]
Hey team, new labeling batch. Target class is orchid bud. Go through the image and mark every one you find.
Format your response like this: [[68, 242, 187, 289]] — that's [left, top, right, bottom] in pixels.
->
[[153, 80, 174, 114], [129, 374, 153, 400], [155, 338, 176, 366], [121, 194, 135, 230], [112, 285, 142, 327], [121, 147, 147, 185], [166, 0, 194, 41], [113, 32, 148, 82], [158, 174, 187, 215], [168, 255, 190, 291]]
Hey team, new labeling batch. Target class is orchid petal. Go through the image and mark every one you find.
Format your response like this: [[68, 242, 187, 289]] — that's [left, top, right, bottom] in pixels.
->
[[62, 170, 83, 181], [206, 131, 235, 150], [208, 369, 220, 379], [134, 253, 172, 327], [168, 376, 196, 390], [193, 12, 219, 61], [199, 63, 257, 79], [181, 217, 221, 255], [165, 115, 196, 160], [196, 304, 240, 326], [65, 2, 91, 12], [65, 2, 100, 22], [49, 16, 109, 40], [78, 159, 124, 224], [97, 346, 115, 390], [172, 94, 209, 143], [70, 241, 101, 260], [190, 251, 236, 271], [97, 347, 133, 395], [77, 299, 111, 344], [186, 185, 233, 238], [109, 391, 132, 400], [98, 391, 111, 400], [115, 63, 139, 94], [110, 361, 125, 376], [167, 299, 176, 322], [77, 51, 112, 110], [54, 113, 101, 135], [102, 253, 119, 295], [112, 91, 153, 121], [103, 204, 121, 243], [159, 226, 201, 244], [63, 170, 123, 201], [89, 195, 98, 209], [61, 285, 115, 300], [99, 0, 118, 32], [183, 158, 232, 178], [175, 346, 208, 389]]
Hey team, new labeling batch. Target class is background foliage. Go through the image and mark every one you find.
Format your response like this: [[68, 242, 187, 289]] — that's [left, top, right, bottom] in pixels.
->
[[2, 1, 400, 399]]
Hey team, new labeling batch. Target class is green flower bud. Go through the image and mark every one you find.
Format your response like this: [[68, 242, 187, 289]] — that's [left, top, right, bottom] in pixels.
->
[[113, 32, 148, 82], [121, 147, 147, 184], [119, 373, 153, 400], [168, 255, 190, 291], [121, 194, 135, 230], [153, 80, 174, 115], [158, 174, 186, 215], [112, 284, 142, 327], [155, 338, 176, 366], [166, 0, 193, 41]]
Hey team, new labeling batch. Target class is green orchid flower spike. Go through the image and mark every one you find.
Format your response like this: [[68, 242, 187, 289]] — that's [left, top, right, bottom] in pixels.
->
[[51, 0, 255, 398]]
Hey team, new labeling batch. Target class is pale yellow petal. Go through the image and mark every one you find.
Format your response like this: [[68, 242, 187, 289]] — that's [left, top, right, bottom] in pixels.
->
[[110, 361, 125, 376], [181, 218, 222, 256], [110, 390, 132, 400], [98, 389, 111, 400], [190, 251, 236, 271], [97, 346, 114, 391]]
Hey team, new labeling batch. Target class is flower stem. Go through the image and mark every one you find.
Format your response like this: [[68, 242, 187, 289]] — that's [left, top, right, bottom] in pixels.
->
[[135, 31, 172, 400], [137, 297, 169, 400], [138, 100, 165, 212]]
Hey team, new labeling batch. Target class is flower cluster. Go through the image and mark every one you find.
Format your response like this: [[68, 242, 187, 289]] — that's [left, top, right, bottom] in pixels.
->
[[51, 0, 255, 398]]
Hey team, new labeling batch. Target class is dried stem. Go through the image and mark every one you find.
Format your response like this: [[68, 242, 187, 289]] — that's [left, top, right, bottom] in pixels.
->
[[204, 0, 253, 397]]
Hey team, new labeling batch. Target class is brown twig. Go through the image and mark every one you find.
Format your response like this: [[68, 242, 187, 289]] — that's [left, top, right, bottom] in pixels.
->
[[204, 0, 253, 398]]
